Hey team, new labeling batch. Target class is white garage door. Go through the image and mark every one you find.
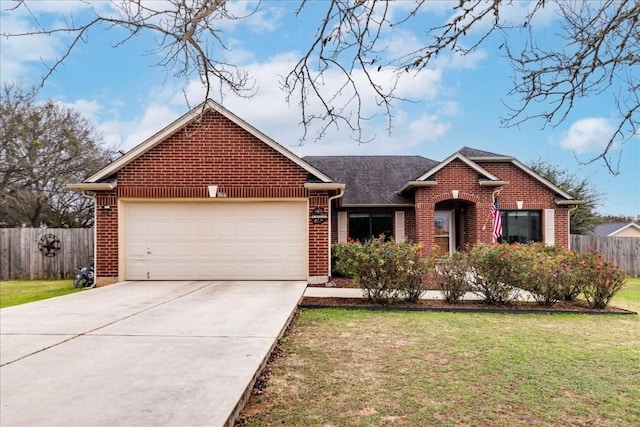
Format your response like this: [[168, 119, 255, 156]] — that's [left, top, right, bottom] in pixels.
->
[[123, 201, 307, 280]]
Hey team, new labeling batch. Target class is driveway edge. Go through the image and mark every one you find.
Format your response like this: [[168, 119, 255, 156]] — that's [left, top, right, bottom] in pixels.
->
[[224, 295, 303, 427]]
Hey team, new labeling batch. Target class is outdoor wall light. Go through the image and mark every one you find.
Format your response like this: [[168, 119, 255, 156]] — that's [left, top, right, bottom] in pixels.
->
[[101, 205, 111, 212]]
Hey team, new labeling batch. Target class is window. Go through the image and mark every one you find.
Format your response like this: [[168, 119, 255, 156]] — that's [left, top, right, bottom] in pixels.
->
[[500, 211, 541, 244], [349, 212, 393, 242]]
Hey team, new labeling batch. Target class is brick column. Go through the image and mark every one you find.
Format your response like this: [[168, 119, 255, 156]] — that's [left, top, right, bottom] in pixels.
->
[[95, 190, 119, 285], [308, 191, 329, 284], [415, 188, 435, 252]]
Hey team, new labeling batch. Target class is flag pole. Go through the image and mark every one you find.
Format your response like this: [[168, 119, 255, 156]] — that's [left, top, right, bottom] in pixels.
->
[[482, 188, 503, 230]]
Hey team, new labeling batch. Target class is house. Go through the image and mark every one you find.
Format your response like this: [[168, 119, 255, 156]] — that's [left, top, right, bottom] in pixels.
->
[[593, 222, 640, 237], [306, 148, 583, 255], [70, 100, 582, 285]]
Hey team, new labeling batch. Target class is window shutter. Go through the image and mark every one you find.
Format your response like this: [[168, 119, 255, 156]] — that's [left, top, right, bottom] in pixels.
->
[[395, 211, 405, 242], [338, 211, 348, 243], [544, 209, 555, 245]]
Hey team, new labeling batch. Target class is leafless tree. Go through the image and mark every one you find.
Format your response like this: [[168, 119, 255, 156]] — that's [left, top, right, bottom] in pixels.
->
[[3, 0, 638, 173], [0, 84, 110, 227]]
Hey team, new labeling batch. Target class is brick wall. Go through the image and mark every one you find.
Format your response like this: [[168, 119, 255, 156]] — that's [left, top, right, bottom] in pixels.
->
[[410, 159, 571, 250], [309, 192, 329, 279], [481, 162, 570, 247], [323, 159, 571, 253], [94, 110, 329, 281], [95, 190, 118, 283], [117, 111, 308, 190]]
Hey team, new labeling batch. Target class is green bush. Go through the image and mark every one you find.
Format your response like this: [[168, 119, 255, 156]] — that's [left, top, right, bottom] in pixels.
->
[[469, 244, 521, 305], [501, 243, 626, 308], [578, 249, 627, 309], [553, 251, 582, 301], [334, 239, 627, 310], [434, 251, 472, 304], [332, 237, 426, 304], [509, 244, 562, 306]]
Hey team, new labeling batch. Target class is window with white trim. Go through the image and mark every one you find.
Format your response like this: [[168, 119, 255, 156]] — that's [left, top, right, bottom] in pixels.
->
[[499, 211, 541, 244], [348, 212, 393, 242]]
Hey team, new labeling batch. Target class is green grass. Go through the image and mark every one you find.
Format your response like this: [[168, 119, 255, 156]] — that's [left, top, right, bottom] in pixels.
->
[[241, 280, 640, 426], [0, 279, 82, 308], [613, 277, 640, 312]]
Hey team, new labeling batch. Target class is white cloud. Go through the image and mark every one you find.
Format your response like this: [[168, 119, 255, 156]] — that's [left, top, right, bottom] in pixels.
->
[[0, 15, 63, 83], [100, 104, 180, 150], [79, 47, 456, 157], [559, 118, 615, 154], [59, 99, 102, 122]]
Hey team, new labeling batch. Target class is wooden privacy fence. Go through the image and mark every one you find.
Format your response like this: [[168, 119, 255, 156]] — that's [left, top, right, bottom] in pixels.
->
[[571, 235, 640, 277], [0, 228, 93, 280]]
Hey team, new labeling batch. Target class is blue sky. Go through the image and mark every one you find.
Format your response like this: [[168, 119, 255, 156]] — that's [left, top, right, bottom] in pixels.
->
[[1, 0, 638, 217]]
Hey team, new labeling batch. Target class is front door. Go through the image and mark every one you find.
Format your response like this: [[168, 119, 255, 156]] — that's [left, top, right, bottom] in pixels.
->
[[434, 210, 455, 255]]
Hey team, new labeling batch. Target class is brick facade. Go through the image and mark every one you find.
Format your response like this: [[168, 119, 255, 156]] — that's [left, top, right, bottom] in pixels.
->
[[86, 104, 574, 284], [93, 110, 332, 283], [329, 158, 571, 251]]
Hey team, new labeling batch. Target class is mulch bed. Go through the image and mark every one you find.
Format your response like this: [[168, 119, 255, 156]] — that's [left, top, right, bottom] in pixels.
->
[[300, 296, 636, 315], [310, 277, 442, 290], [307, 278, 636, 314]]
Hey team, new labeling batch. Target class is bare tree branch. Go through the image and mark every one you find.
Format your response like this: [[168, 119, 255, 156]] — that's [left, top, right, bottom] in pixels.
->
[[501, 0, 639, 174], [3, 0, 638, 173]]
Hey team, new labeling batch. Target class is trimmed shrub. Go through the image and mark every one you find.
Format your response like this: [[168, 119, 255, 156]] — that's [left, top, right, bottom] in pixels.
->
[[578, 249, 627, 309], [434, 251, 472, 304], [469, 244, 521, 305], [553, 251, 582, 301], [332, 237, 426, 304], [510, 244, 561, 306]]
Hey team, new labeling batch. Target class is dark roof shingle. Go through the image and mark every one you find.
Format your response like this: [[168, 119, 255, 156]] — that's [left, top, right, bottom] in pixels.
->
[[593, 222, 639, 236], [458, 146, 508, 158], [304, 155, 438, 205]]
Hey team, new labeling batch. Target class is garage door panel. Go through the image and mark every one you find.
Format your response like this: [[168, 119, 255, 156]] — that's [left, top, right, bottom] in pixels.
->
[[124, 201, 307, 280]]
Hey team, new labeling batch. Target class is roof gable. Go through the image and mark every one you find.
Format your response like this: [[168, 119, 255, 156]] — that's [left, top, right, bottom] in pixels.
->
[[594, 222, 640, 236], [458, 146, 510, 159], [507, 159, 577, 201], [82, 100, 333, 185], [416, 152, 501, 182], [460, 147, 580, 202]]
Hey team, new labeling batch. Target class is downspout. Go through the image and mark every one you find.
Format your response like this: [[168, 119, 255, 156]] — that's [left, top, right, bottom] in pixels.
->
[[327, 188, 345, 279], [80, 191, 98, 283], [567, 204, 579, 250]]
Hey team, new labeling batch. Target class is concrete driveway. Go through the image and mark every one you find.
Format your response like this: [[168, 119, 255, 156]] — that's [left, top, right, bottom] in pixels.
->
[[0, 280, 307, 427]]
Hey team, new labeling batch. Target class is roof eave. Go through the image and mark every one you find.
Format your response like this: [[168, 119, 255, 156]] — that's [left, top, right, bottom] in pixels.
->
[[467, 156, 514, 162], [555, 199, 585, 206], [340, 203, 416, 208], [304, 183, 346, 191], [479, 180, 509, 187], [398, 180, 438, 193], [67, 182, 117, 191]]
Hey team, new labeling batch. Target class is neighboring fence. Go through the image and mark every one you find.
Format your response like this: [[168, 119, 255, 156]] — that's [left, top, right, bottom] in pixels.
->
[[0, 228, 94, 280], [571, 234, 640, 277]]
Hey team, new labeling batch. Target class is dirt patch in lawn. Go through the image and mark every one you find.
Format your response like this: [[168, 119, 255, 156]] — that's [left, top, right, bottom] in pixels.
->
[[299, 296, 636, 314]]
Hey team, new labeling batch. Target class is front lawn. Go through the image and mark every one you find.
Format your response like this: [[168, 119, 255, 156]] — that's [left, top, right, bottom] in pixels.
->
[[0, 279, 82, 308], [612, 277, 640, 312], [239, 280, 640, 426]]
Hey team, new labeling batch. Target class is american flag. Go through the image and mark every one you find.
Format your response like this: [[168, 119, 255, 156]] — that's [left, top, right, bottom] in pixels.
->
[[490, 197, 502, 242]]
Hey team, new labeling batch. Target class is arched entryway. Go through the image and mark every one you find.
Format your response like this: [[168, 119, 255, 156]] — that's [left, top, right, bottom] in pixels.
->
[[434, 199, 476, 254]]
